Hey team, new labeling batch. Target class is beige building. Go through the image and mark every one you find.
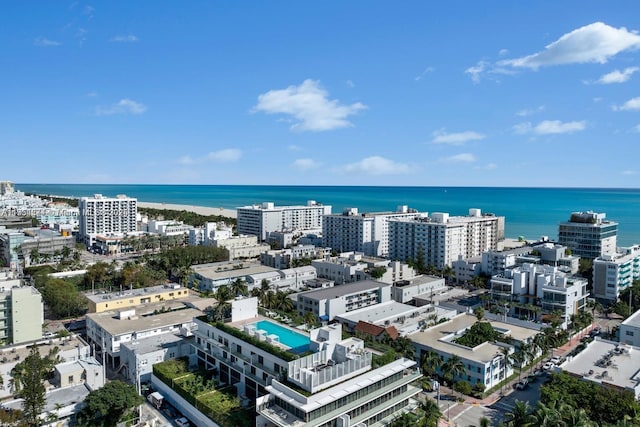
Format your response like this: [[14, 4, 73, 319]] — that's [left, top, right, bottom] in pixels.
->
[[0, 278, 44, 344], [86, 284, 190, 313]]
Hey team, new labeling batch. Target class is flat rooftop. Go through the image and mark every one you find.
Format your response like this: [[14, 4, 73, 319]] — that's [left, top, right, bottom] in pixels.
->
[[563, 339, 640, 393], [192, 261, 277, 280], [298, 280, 387, 300], [336, 301, 428, 324], [121, 332, 189, 355], [0, 335, 88, 368], [394, 275, 444, 287], [85, 283, 186, 303], [2, 383, 90, 413], [410, 313, 539, 363], [86, 298, 215, 336]]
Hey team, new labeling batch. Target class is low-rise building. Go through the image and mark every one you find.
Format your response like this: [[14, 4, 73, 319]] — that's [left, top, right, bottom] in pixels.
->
[[212, 234, 270, 260], [562, 339, 640, 398], [296, 280, 392, 321], [391, 275, 446, 304], [86, 296, 212, 369], [311, 252, 368, 285], [86, 284, 191, 313], [619, 309, 640, 347], [410, 314, 539, 389]]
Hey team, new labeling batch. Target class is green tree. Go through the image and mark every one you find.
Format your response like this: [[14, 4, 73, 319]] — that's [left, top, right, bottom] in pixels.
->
[[418, 398, 441, 427], [304, 311, 318, 329], [230, 278, 248, 297], [12, 345, 61, 426], [369, 266, 387, 279], [442, 355, 466, 387], [77, 380, 144, 427], [473, 306, 485, 321], [39, 277, 86, 318], [504, 400, 533, 427], [420, 350, 442, 378]]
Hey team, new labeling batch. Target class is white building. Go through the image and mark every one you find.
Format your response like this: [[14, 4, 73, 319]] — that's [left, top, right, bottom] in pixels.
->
[[120, 333, 194, 384], [620, 309, 640, 347], [78, 194, 137, 247], [489, 263, 589, 328], [0, 181, 14, 195], [212, 234, 270, 260], [237, 201, 331, 241], [296, 280, 392, 321], [452, 255, 482, 284], [391, 275, 446, 304], [85, 297, 211, 369], [311, 252, 368, 285], [147, 219, 193, 236], [410, 314, 539, 390], [261, 245, 330, 269], [389, 209, 505, 269], [189, 222, 233, 246], [592, 246, 640, 302], [558, 211, 618, 259], [322, 206, 422, 257]]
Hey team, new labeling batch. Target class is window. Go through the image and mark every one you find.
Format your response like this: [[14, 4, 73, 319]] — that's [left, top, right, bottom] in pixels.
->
[[258, 355, 264, 364], [140, 360, 148, 366], [626, 330, 634, 336], [68, 375, 74, 383]]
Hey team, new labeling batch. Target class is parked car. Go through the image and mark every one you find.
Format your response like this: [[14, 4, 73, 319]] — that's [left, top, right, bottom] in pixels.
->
[[543, 362, 555, 371], [515, 379, 529, 390], [550, 356, 562, 365], [590, 327, 601, 337], [175, 417, 190, 427]]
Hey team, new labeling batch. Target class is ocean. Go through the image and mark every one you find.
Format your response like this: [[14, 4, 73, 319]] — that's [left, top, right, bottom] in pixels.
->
[[15, 184, 640, 246]]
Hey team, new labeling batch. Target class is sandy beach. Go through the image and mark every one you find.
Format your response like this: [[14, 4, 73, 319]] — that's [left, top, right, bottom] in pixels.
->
[[137, 201, 237, 218]]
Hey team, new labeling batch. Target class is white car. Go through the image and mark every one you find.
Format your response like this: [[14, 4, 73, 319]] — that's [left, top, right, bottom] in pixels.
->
[[550, 356, 562, 365], [543, 362, 554, 370], [175, 417, 190, 427]]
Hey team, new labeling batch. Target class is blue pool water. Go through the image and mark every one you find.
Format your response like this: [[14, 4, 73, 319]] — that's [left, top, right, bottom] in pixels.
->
[[253, 320, 310, 353]]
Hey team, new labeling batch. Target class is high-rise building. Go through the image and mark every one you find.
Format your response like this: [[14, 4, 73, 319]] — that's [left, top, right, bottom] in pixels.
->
[[322, 206, 422, 257], [592, 246, 640, 302], [558, 211, 617, 259], [389, 209, 504, 269], [0, 181, 14, 195], [78, 194, 137, 247], [237, 201, 331, 241]]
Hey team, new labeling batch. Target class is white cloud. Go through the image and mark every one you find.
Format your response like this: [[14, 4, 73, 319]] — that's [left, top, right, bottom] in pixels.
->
[[253, 79, 367, 132], [500, 22, 640, 70], [340, 156, 413, 175], [288, 144, 303, 151], [594, 67, 639, 84], [178, 149, 242, 165], [415, 66, 435, 81], [622, 170, 637, 176], [346, 80, 355, 88], [440, 153, 476, 163], [292, 158, 322, 171], [516, 105, 545, 117], [632, 124, 640, 133], [465, 61, 488, 83], [86, 91, 98, 97], [431, 129, 485, 145], [110, 34, 139, 43], [513, 120, 587, 135], [34, 37, 61, 47], [613, 97, 640, 111], [95, 98, 147, 116], [485, 163, 497, 170], [498, 49, 509, 56]]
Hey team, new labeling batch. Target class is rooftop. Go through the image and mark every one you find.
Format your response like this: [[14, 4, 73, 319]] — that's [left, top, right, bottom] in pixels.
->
[[121, 331, 190, 355], [563, 339, 640, 394], [410, 313, 539, 363], [621, 309, 640, 329], [85, 283, 187, 303], [298, 280, 388, 300], [86, 299, 211, 336], [192, 261, 277, 280], [0, 335, 89, 367]]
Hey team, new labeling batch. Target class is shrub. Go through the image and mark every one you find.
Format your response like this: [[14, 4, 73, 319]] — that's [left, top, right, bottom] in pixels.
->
[[454, 380, 472, 396]]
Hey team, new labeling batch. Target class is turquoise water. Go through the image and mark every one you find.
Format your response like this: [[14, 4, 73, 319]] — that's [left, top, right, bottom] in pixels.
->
[[253, 320, 310, 353], [15, 184, 640, 246]]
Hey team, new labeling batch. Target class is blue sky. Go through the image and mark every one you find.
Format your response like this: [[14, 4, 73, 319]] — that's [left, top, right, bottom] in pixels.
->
[[2, 1, 640, 187]]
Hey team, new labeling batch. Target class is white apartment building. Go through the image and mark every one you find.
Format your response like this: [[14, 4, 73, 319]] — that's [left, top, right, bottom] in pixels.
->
[[78, 194, 137, 247], [391, 275, 446, 304], [296, 280, 392, 321], [147, 219, 193, 236], [237, 201, 331, 241], [311, 252, 368, 285], [261, 245, 330, 269], [322, 206, 422, 257], [411, 314, 538, 390], [489, 263, 589, 328], [558, 211, 618, 259], [212, 234, 271, 260], [389, 209, 505, 269], [593, 245, 640, 301], [189, 221, 233, 246], [0, 181, 14, 195]]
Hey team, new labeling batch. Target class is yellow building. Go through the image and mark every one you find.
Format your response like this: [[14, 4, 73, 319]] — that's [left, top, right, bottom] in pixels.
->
[[86, 284, 189, 313]]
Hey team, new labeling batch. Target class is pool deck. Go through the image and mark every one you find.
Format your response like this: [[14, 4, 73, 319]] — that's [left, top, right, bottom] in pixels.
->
[[226, 315, 310, 352]]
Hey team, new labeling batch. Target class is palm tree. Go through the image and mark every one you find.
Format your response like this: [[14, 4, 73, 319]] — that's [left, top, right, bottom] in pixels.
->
[[418, 398, 441, 427], [420, 350, 442, 379], [563, 407, 596, 427], [512, 345, 528, 381], [530, 401, 566, 427], [479, 417, 491, 427], [504, 400, 533, 427], [442, 355, 466, 388], [230, 278, 248, 297], [276, 292, 294, 312], [442, 265, 455, 284], [215, 285, 232, 304], [499, 345, 514, 393], [304, 311, 317, 329]]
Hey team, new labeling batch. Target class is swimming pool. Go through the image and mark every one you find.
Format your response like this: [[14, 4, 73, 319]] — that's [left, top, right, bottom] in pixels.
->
[[253, 320, 310, 353]]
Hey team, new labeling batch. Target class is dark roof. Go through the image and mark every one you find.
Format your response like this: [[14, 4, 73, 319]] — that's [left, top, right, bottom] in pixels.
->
[[354, 321, 399, 340]]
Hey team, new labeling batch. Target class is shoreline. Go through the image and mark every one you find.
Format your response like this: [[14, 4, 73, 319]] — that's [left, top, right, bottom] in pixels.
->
[[137, 201, 237, 219]]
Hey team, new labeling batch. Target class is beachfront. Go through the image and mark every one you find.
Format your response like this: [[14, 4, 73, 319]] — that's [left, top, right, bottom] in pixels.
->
[[136, 202, 237, 218]]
